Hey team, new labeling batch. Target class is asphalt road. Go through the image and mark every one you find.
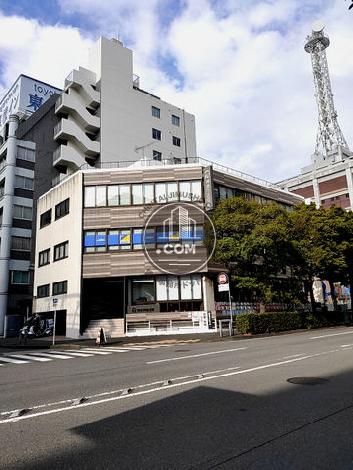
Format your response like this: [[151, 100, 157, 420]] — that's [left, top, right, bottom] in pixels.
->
[[2, 327, 353, 469]]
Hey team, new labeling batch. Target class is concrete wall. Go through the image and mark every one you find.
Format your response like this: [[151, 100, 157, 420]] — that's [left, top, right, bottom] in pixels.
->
[[33, 172, 83, 338]]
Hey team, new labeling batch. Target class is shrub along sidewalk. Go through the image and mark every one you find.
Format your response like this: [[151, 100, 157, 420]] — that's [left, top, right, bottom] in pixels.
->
[[235, 310, 351, 335]]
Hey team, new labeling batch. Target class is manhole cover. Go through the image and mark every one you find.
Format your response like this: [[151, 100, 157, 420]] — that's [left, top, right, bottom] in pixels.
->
[[287, 377, 329, 386], [174, 349, 191, 353]]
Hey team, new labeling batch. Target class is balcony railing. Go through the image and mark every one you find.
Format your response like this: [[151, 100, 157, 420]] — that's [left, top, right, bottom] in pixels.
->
[[53, 121, 62, 137]]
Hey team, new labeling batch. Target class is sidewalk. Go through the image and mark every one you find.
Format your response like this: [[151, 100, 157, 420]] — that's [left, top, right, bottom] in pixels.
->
[[0, 332, 223, 353]]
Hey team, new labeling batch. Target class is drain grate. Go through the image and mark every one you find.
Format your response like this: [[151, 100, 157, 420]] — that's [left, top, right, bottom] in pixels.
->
[[287, 377, 329, 386], [174, 349, 191, 352]]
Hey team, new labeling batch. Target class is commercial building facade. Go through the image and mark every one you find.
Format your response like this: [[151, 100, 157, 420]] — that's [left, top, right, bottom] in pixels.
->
[[0, 76, 60, 335], [33, 158, 302, 338], [0, 36, 197, 336]]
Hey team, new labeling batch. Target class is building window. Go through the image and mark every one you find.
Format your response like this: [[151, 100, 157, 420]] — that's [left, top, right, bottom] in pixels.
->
[[55, 198, 69, 220], [53, 241, 69, 261], [151, 106, 160, 118], [38, 248, 50, 267], [107, 186, 119, 206], [132, 278, 155, 304], [144, 184, 154, 204], [152, 128, 161, 141], [17, 147, 35, 162], [172, 136, 181, 147], [11, 236, 31, 251], [14, 205, 33, 220], [37, 284, 50, 298], [40, 209, 51, 228], [119, 185, 131, 205], [132, 185, 143, 205], [10, 271, 29, 285], [171, 115, 180, 126], [84, 187, 96, 207], [153, 150, 162, 161], [52, 280, 68, 295], [15, 175, 34, 190]]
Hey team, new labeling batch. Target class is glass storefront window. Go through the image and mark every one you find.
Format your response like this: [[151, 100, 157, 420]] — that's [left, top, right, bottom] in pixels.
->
[[132, 185, 143, 205], [156, 276, 168, 301], [132, 278, 155, 303], [180, 275, 192, 300], [191, 275, 202, 299], [108, 186, 119, 206], [168, 276, 179, 300]]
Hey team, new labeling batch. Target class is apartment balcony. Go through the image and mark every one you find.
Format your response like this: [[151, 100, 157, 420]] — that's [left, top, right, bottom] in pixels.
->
[[55, 93, 100, 133], [54, 119, 100, 158], [64, 69, 100, 108], [53, 144, 91, 170]]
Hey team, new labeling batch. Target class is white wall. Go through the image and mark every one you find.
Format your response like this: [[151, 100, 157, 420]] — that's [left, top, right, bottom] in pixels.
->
[[93, 37, 197, 163], [33, 172, 83, 338]]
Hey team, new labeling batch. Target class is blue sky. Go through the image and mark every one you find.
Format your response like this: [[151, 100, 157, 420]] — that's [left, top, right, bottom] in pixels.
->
[[0, 0, 352, 181]]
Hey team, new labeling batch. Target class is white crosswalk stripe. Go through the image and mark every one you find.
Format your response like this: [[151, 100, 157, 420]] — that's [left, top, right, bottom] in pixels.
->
[[8, 354, 51, 362], [26, 352, 74, 360], [0, 341, 191, 367], [0, 357, 29, 364]]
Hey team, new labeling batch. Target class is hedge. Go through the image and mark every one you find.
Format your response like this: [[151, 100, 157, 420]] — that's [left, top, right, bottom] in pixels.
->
[[234, 310, 349, 334]]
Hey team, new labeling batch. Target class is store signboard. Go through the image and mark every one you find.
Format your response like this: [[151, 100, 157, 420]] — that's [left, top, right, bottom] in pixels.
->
[[0, 75, 61, 128]]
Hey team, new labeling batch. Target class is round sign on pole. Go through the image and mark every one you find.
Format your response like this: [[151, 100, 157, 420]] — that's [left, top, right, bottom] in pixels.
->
[[218, 272, 228, 285]]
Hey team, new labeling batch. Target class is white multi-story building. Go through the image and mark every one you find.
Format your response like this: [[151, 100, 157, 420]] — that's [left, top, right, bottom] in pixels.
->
[[53, 37, 197, 173], [0, 76, 60, 336]]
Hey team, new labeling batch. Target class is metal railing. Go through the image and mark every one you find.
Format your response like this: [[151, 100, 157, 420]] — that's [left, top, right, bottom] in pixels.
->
[[51, 156, 288, 193]]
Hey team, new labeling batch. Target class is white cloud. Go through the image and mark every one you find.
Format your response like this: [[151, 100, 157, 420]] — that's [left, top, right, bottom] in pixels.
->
[[0, 0, 352, 183], [0, 13, 93, 95]]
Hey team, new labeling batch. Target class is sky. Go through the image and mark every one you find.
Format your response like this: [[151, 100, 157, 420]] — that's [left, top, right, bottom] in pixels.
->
[[0, 0, 352, 182]]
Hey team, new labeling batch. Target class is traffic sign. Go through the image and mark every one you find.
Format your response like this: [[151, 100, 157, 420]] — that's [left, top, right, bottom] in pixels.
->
[[218, 283, 230, 292], [218, 272, 228, 285]]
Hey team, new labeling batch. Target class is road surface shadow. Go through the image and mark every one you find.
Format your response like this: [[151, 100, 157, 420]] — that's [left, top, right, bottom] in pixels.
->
[[5, 368, 353, 470]]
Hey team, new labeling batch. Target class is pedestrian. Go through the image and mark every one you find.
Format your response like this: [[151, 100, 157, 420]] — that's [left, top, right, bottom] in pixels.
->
[[96, 327, 106, 347]]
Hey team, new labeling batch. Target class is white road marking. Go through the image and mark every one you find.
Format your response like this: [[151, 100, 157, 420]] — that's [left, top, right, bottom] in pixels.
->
[[340, 344, 353, 348], [117, 347, 147, 351], [26, 352, 73, 360], [309, 330, 353, 340], [8, 354, 51, 362], [282, 353, 305, 359], [146, 347, 248, 364], [1, 347, 345, 424], [0, 357, 29, 364], [95, 348, 129, 353], [80, 349, 113, 355], [55, 350, 95, 357], [0, 366, 242, 417]]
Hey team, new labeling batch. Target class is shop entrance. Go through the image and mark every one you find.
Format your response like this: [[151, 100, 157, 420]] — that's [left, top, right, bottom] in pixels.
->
[[82, 278, 125, 330]]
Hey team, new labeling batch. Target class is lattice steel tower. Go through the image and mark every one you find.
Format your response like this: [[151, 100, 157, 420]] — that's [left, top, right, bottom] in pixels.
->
[[304, 22, 350, 163]]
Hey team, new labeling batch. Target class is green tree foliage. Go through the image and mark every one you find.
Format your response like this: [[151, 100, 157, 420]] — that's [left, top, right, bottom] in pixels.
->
[[212, 197, 352, 308]]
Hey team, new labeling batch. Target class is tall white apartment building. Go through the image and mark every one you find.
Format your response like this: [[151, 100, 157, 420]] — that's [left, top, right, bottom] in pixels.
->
[[53, 37, 197, 174]]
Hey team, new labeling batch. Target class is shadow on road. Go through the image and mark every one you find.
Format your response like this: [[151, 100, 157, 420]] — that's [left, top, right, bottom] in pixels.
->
[[5, 368, 353, 470]]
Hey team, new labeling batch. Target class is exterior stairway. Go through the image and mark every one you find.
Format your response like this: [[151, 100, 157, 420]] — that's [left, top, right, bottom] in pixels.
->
[[83, 319, 125, 339]]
